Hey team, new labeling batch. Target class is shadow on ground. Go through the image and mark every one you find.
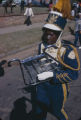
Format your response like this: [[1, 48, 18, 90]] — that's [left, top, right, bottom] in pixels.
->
[[68, 27, 75, 36], [9, 86, 37, 120]]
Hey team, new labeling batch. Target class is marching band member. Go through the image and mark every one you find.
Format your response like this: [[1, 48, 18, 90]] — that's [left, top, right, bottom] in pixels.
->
[[35, 1, 80, 120]]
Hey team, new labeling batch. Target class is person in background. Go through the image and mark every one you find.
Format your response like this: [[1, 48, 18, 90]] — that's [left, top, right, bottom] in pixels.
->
[[0, 60, 7, 77], [74, 3, 79, 17], [3, 1, 8, 14], [49, 3, 53, 11], [20, 0, 25, 13], [78, 1, 81, 13], [24, 2, 34, 26], [74, 12, 81, 49], [71, 6, 75, 18]]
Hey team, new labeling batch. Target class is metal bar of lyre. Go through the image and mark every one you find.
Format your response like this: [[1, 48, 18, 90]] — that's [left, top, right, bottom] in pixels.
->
[[21, 53, 46, 85], [8, 54, 49, 86], [8, 58, 27, 85], [8, 45, 60, 87]]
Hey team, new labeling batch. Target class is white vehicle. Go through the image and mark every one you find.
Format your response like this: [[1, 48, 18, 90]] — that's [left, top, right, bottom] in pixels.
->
[[73, 2, 77, 7], [2, 0, 6, 5]]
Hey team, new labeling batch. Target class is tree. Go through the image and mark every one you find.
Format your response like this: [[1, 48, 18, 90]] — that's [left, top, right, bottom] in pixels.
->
[[0, 0, 3, 4]]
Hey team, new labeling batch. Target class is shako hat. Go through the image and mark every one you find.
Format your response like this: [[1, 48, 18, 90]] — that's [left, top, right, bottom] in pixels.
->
[[43, 0, 71, 31], [43, 11, 67, 31]]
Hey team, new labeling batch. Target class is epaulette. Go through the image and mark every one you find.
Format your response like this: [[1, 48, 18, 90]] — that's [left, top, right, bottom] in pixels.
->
[[57, 44, 80, 71], [61, 40, 76, 59]]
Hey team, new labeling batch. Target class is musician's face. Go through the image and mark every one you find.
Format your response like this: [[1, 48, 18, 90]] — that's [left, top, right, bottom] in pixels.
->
[[42, 29, 61, 45]]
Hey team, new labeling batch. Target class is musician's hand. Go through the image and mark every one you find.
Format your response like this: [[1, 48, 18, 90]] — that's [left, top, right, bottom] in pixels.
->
[[37, 72, 53, 81]]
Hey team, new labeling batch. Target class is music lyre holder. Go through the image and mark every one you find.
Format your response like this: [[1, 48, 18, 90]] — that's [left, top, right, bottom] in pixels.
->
[[8, 45, 60, 87]]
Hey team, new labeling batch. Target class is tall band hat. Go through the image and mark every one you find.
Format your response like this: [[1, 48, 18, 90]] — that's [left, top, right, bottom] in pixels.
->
[[43, 0, 71, 31], [44, 11, 67, 31]]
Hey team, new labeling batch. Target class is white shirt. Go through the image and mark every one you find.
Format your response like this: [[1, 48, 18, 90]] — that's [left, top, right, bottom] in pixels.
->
[[75, 18, 81, 32], [71, 10, 75, 17], [24, 8, 34, 17]]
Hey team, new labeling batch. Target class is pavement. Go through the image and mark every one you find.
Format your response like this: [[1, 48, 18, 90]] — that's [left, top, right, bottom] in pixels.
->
[[0, 21, 81, 120], [0, 49, 81, 120], [0, 22, 44, 35]]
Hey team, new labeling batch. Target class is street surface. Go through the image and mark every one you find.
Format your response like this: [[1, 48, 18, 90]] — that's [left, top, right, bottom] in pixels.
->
[[0, 20, 81, 120]]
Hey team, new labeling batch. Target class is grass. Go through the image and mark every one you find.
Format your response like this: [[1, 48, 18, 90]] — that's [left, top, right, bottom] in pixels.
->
[[32, 7, 48, 14], [0, 6, 48, 16], [0, 15, 75, 58], [0, 27, 42, 57]]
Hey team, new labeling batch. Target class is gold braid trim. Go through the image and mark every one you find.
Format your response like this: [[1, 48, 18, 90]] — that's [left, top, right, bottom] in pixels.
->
[[65, 74, 72, 81], [56, 74, 63, 83], [57, 45, 80, 71], [56, 73, 72, 83], [62, 73, 70, 82], [63, 73, 72, 81], [62, 49, 66, 60], [60, 73, 68, 82]]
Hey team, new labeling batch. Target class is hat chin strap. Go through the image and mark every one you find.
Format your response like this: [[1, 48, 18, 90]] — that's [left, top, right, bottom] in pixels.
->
[[55, 31, 63, 47]]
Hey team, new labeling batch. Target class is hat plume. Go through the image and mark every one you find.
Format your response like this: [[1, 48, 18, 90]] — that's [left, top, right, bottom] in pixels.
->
[[53, 0, 71, 19]]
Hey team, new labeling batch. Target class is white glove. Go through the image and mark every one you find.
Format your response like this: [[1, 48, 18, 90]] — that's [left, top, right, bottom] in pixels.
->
[[37, 72, 53, 81]]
